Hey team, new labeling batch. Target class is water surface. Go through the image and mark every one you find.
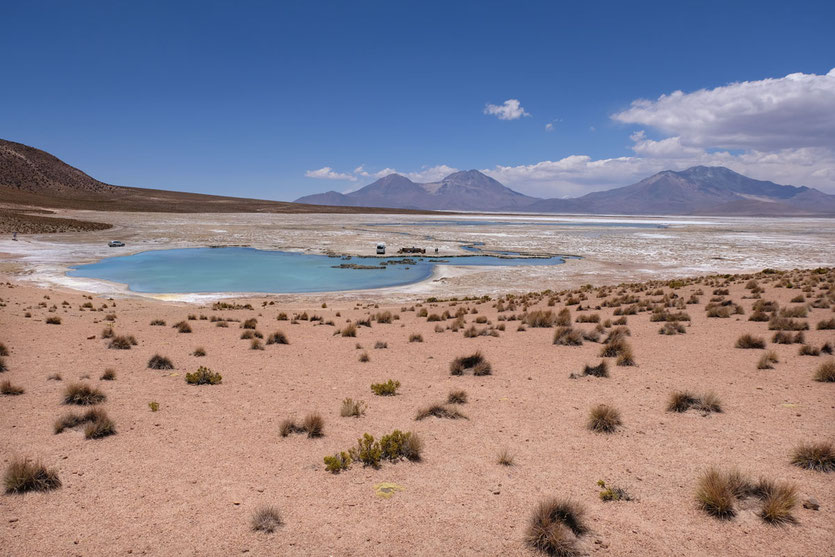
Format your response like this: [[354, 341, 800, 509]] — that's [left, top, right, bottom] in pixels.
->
[[67, 247, 568, 294]]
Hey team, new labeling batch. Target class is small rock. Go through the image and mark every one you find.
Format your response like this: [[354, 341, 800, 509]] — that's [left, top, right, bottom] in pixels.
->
[[803, 497, 820, 510]]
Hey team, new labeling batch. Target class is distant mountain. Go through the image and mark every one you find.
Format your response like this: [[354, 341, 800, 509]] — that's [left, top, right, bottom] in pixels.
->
[[0, 139, 431, 215], [296, 169, 539, 211], [524, 166, 835, 216], [299, 164, 835, 215]]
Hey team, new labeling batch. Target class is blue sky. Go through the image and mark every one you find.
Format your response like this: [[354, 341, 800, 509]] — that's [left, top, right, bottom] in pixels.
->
[[2, 0, 834, 199]]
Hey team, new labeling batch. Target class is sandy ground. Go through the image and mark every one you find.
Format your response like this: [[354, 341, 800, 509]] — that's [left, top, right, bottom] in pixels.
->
[[1, 267, 833, 556], [0, 211, 833, 302]]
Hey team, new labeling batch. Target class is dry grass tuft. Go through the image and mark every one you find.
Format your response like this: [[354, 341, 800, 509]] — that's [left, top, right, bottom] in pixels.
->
[[108, 335, 137, 349], [813, 359, 835, 382], [759, 481, 798, 524], [587, 404, 621, 433], [450, 351, 491, 375], [0, 380, 24, 395], [695, 467, 738, 519], [63, 383, 106, 405], [757, 350, 779, 369], [148, 354, 174, 370], [497, 447, 514, 466], [301, 413, 325, 438], [553, 327, 583, 346], [447, 389, 468, 404], [791, 441, 834, 472], [667, 391, 697, 412], [340, 398, 366, 417], [266, 331, 289, 345], [4, 457, 61, 494], [100, 368, 116, 381], [582, 361, 608, 378], [736, 334, 766, 349], [409, 333, 424, 343], [415, 403, 467, 420], [526, 498, 587, 557], [251, 505, 282, 533]]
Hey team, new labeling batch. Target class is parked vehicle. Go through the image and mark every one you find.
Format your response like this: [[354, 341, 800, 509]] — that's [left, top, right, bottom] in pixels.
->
[[108, 240, 125, 247], [376, 243, 386, 254]]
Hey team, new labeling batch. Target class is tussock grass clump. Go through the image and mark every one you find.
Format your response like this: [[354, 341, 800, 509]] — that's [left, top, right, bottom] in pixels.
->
[[63, 383, 106, 405], [100, 368, 116, 381], [415, 402, 467, 420], [250, 339, 264, 350], [242, 318, 258, 329], [173, 321, 192, 333], [696, 392, 722, 413], [374, 340, 388, 349], [813, 359, 835, 382], [193, 347, 206, 357], [587, 404, 621, 433], [615, 345, 636, 366], [185, 366, 222, 385], [759, 481, 798, 524], [4, 457, 61, 494], [817, 318, 835, 330], [449, 351, 491, 375], [340, 398, 366, 418], [266, 331, 289, 345], [150, 319, 166, 326], [148, 354, 174, 370], [525, 310, 555, 328], [409, 333, 423, 343], [358, 351, 370, 362], [497, 447, 514, 466], [790, 441, 834, 472], [772, 330, 804, 344], [553, 327, 583, 346], [108, 335, 137, 349], [340, 323, 357, 337], [45, 316, 62, 325], [798, 344, 820, 356], [0, 380, 24, 395], [251, 505, 282, 533], [695, 467, 738, 519], [735, 334, 766, 349], [371, 379, 400, 396], [83, 408, 117, 439], [0, 357, 6, 373], [101, 327, 114, 339], [555, 308, 572, 326], [301, 413, 325, 437], [447, 389, 468, 404], [599, 337, 629, 358], [0, 342, 8, 357], [659, 321, 686, 335], [526, 498, 587, 557], [757, 350, 779, 369], [279, 419, 304, 437], [667, 391, 698, 412], [768, 316, 809, 331], [582, 361, 608, 378]]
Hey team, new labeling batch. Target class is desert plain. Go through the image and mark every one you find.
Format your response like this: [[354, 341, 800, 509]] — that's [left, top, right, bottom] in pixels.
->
[[0, 212, 834, 557]]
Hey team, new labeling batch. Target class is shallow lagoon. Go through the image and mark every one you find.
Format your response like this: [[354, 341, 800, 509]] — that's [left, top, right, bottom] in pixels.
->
[[67, 247, 568, 294]]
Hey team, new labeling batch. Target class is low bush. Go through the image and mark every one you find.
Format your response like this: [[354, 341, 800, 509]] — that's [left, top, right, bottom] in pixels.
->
[[735, 334, 766, 349], [553, 327, 583, 346], [814, 359, 835, 382], [371, 379, 400, 396], [757, 350, 779, 370], [108, 335, 137, 350], [340, 398, 366, 417], [185, 366, 222, 385], [597, 480, 632, 502], [173, 321, 192, 333], [409, 333, 424, 343], [266, 331, 289, 345], [0, 380, 24, 395]]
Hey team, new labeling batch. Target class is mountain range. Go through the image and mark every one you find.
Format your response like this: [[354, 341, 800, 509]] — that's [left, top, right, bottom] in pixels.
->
[[297, 166, 835, 216], [1, 138, 834, 216]]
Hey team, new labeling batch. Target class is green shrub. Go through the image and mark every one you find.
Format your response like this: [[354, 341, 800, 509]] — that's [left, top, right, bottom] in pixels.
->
[[371, 379, 400, 396], [597, 480, 632, 502], [323, 452, 352, 473], [185, 366, 222, 385]]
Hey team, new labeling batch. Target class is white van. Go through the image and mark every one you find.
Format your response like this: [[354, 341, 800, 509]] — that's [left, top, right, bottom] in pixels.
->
[[376, 243, 386, 255]]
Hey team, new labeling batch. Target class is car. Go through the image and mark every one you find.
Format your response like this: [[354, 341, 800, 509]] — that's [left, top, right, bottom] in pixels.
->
[[108, 240, 125, 247]]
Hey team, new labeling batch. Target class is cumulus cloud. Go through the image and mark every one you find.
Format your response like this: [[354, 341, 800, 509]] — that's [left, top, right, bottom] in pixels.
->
[[613, 68, 835, 151], [484, 99, 531, 120], [304, 166, 357, 181]]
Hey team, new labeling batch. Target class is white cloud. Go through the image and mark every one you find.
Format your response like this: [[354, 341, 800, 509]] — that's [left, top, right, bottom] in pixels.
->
[[405, 165, 459, 183], [613, 68, 835, 151], [545, 123, 554, 132], [304, 166, 357, 181], [484, 99, 531, 120], [353, 165, 369, 177]]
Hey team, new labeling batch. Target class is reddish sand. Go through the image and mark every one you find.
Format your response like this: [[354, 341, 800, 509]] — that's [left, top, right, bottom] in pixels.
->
[[0, 269, 833, 556]]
